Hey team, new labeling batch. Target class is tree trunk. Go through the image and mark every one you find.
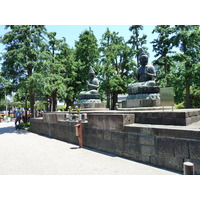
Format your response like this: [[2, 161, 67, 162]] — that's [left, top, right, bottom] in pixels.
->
[[185, 82, 190, 108], [29, 89, 35, 118], [111, 91, 118, 110], [107, 87, 111, 109], [65, 97, 74, 111], [52, 90, 57, 111], [185, 62, 190, 108]]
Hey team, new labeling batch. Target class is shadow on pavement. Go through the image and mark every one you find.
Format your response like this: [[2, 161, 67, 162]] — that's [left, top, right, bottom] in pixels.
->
[[0, 124, 29, 135]]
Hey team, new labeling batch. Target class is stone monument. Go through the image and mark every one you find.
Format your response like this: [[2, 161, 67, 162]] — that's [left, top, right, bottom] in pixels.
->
[[123, 51, 160, 108], [75, 66, 106, 109]]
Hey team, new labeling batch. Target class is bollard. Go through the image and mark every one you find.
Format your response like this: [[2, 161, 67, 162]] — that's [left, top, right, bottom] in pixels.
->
[[74, 120, 83, 148], [183, 162, 194, 175]]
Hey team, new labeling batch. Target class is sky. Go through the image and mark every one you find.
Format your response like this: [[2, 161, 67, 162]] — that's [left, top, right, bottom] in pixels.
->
[[0, 25, 157, 66]]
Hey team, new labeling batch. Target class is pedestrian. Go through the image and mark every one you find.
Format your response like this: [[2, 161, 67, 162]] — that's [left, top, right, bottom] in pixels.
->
[[15, 108, 22, 128]]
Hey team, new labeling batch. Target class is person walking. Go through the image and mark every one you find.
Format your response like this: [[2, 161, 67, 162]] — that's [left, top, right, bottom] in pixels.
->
[[15, 108, 22, 129]]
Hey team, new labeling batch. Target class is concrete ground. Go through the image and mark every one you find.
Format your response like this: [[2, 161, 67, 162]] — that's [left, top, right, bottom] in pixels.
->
[[0, 121, 180, 175]]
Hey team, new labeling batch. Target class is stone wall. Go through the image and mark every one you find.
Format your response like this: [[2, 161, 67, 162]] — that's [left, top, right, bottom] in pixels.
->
[[30, 112, 200, 174]]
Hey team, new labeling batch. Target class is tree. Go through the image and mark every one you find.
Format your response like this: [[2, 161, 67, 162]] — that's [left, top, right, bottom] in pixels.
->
[[100, 28, 135, 109], [128, 25, 147, 68], [42, 32, 64, 111], [56, 38, 82, 109], [171, 25, 200, 108], [151, 25, 175, 86], [75, 27, 100, 89], [0, 25, 47, 116], [0, 75, 12, 100]]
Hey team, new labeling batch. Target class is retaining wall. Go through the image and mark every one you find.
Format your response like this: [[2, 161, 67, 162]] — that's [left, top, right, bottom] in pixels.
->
[[30, 111, 200, 174]]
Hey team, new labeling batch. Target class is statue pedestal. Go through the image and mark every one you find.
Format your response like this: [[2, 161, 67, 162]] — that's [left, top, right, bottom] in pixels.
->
[[123, 86, 160, 108], [76, 94, 108, 111], [75, 102, 108, 111], [122, 99, 160, 108]]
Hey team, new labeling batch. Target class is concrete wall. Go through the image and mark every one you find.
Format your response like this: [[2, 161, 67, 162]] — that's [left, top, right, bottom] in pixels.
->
[[30, 112, 200, 174]]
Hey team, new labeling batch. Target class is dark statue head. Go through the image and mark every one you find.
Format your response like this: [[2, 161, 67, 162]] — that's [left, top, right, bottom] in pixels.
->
[[89, 66, 95, 78], [139, 52, 148, 66]]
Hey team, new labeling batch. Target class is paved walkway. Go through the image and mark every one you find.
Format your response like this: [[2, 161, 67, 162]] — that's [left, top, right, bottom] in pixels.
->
[[0, 122, 180, 175]]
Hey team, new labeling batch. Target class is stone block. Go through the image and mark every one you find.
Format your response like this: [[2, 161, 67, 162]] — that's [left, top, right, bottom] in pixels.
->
[[124, 143, 141, 156], [140, 127, 154, 135], [43, 113, 65, 123], [189, 141, 200, 160], [140, 99, 160, 107], [126, 133, 139, 144], [156, 138, 174, 157], [78, 102, 106, 108], [141, 145, 155, 156], [150, 156, 165, 167], [139, 135, 155, 146], [164, 157, 183, 172], [126, 99, 141, 107], [96, 130, 104, 139], [174, 139, 189, 158], [87, 113, 134, 131], [104, 131, 111, 140], [141, 155, 150, 163], [111, 132, 125, 141]]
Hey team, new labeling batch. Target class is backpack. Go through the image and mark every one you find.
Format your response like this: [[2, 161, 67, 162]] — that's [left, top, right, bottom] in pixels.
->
[[16, 111, 21, 118]]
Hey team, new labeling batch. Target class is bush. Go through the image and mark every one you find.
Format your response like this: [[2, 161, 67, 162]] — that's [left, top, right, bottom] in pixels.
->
[[20, 122, 30, 131]]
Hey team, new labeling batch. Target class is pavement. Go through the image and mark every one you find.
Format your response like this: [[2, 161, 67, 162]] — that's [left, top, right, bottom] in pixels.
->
[[0, 121, 180, 175]]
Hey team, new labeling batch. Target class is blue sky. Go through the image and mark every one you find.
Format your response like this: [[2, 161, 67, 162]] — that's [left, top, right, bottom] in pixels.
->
[[0, 25, 157, 66]]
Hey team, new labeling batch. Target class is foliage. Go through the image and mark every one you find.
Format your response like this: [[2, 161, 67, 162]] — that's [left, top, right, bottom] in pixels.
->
[[190, 86, 200, 108], [75, 105, 81, 114], [171, 25, 200, 108], [152, 25, 200, 108], [68, 106, 73, 114], [151, 25, 175, 86], [75, 28, 100, 86], [100, 28, 135, 109], [57, 105, 66, 111], [1, 25, 200, 111], [56, 38, 82, 108], [128, 25, 147, 68], [0, 75, 12, 98], [0, 25, 47, 116]]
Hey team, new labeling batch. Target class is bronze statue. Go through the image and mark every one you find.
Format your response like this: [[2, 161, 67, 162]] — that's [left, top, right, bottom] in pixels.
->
[[128, 52, 156, 88], [77, 66, 101, 103], [126, 51, 160, 103], [80, 66, 99, 95]]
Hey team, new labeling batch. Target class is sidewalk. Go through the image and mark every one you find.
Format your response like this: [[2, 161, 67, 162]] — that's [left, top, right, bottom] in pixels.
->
[[0, 122, 180, 175]]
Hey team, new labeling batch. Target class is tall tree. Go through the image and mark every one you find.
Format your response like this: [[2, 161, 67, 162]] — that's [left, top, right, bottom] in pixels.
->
[[100, 28, 135, 109], [75, 27, 100, 89], [151, 25, 175, 86], [43, 32, 64, 111], [171, 25, 200, 108], [0, 25, 47, 116], [56, 38, 82, 109], [128, 25, 147, 68]]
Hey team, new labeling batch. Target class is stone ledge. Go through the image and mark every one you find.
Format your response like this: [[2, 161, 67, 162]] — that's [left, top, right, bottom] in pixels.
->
[[123, 99, 160, 108]]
